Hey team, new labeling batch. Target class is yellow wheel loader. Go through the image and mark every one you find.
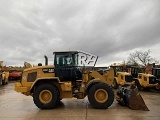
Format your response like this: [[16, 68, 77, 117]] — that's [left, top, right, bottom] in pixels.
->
[[15, 51, 148, 110], [112, 72, 134, 89], [135, 73, 159, 90], [0, 61, 9, 85], [1, 71, 9, 85], [110, 64, 135, 89]]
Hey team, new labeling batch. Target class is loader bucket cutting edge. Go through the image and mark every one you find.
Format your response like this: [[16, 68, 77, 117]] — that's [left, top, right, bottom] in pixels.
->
[[128, 87, 149, 111], [116, 85, 149, 111]]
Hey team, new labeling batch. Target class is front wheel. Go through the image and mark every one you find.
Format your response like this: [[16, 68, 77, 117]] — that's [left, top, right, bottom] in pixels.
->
[[33, 84, 59, 109], [2, 77, 6, 85], [155, 84, 160, 91], [88, 82, 114, 109]]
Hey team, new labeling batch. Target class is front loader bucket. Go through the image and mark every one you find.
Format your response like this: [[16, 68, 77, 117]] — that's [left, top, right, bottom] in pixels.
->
[[116, 85, 149, 111], [128, 87, 149, 111]]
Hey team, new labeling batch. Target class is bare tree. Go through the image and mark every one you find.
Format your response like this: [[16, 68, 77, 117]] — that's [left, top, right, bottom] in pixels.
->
[[127, 50, 159, 66]]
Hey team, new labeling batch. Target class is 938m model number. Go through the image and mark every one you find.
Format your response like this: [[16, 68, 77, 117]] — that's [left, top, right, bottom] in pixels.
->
[[42, 68, 54, 73]]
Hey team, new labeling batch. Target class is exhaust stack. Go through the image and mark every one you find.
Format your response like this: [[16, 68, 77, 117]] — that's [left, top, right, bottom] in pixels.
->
[[44, 55, 48, 66]]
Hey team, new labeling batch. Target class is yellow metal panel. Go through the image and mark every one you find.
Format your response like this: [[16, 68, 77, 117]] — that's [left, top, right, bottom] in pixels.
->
[[119, 81, 125, 85], [15, 82, 29, 93], [61, 82, 72, 91], [91, 70, 106, 81], [60, 91, 72, 98]]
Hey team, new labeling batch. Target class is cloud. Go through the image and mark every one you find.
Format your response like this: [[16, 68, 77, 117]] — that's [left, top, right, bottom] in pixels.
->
[[0, 0, 160, 66]]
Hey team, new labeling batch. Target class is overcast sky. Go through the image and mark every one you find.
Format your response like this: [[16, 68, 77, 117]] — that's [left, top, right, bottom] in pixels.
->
[[0, 0, 160, 67]]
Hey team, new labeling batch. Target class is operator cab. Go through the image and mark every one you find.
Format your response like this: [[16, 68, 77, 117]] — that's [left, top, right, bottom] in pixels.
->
[[53, 51, 82, 81], [130, 67, 145, 78], [110, 65, 124, 76]]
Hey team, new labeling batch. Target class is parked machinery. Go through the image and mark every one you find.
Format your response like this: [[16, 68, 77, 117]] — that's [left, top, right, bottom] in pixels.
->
[[112, 72, 134, 89], [2, 61, 32, 81], [110, 63, 134, 89], [24, 61, 32, 68], [15, 51, 148, 110], [127, 66, 145, 78], [134, 73, 160, 90], [131, 64, 160, 90], [110, 63, 125, 75], [0, 61, 9, 85]]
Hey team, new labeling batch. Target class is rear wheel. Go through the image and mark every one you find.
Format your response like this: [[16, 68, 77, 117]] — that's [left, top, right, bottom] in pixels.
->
[[33, 84, 59, 109], [2, 77, 6, 85], [2, 80, 5, 85], [88, 82, 114, 109]]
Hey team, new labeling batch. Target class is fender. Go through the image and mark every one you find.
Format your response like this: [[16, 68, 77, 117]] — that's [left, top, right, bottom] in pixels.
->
[[30, 77, 61, 92], [85, 78, 102, 94]]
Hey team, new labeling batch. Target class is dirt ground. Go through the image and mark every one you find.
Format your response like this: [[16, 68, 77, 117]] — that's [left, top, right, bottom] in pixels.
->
[[0, 81, 160, 120]]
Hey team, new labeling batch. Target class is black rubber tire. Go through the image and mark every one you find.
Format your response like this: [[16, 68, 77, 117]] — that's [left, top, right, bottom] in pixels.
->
[[33, 84, 59, 109], [155, 87, 160, 91], [112, 78, 119, 89], [88, 82, 114, 109], [0, 75, 2, 85], [2, 80, 5, 85], [154, 83, 160, 91], [2, 77, 6, 85]]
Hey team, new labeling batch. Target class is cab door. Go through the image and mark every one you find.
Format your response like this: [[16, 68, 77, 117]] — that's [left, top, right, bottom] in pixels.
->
[[54, 52, 79, 81]]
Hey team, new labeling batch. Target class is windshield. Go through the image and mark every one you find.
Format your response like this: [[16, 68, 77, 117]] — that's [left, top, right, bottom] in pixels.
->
[[54, 53, 78, 67], [110, 66, 123, 72], [54, 51, 98, 67]]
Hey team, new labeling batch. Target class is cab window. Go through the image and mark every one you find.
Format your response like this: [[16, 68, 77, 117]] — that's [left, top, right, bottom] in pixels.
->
[[54, 53, 77, 67], [138, 74, 142, 79]]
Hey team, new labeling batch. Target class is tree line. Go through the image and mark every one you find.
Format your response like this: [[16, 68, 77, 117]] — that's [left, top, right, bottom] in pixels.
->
[[127, 49, 159, 66]]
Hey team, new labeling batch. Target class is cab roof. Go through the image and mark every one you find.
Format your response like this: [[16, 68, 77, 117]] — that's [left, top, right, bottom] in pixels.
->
[[53, 51, 78, 55], [138, 73, 155, 77]]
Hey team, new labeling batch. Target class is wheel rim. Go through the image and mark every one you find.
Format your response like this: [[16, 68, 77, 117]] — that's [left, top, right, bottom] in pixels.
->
[[39, 90, 52, 104], [94, 89, 108, 103]]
